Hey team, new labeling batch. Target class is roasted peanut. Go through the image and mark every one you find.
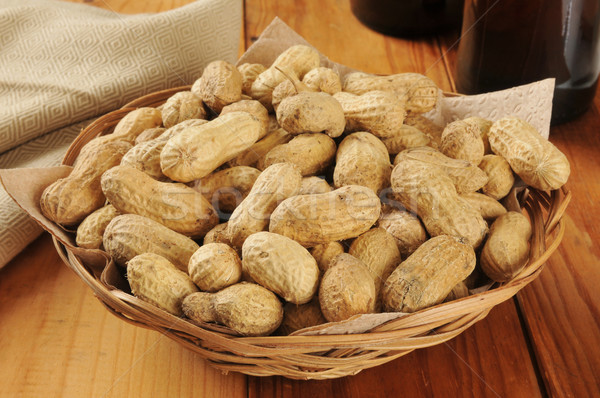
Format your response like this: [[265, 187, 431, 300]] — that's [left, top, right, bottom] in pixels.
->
[[377, 204, 427, 258], [462, 116, 492, 154], [309, 241, 345, 273], [135, 127, 166, 145], [100, 107, 162, 145], [76, 204, 119, 250], [319, 253, 376, 322], [269, 185, 381, 247], [478, 154, 515, 200], [333, 91, 406, 138], [101, 165, 218, 238], [242, 231, 320, 304], [480, 211, 532, 282], [227, 163, 302, 248], [193, 166, 261, 214], [103, 214, 199, 270], [188, 243, 242, 292], [127, 253, 198, 316], [488, 117, 570, 191], [40, 139, 131, 226], [238, 63, 267, 96], [278, 298, 327, 335], [302, 67, 342, 95], [161, 91, 206, 128], [348, 228, 402, 306], [203, 222, 231, 246], [382, 235, 476, 313], [160, 111, 261, 182], [403, 113, 443, 148], [381, 125, 432, 155], [391, 158, 488, 248], [261, 133, 337, 176], [440, 119, 485, 166], [276, 92, 345, 138], [444, 281, 470, 302], [121, 119, 208, 181], [220, 99, 270, 139], [192, 60, 242, 113], [183, 282, 283, 336], [459, 192, 507, 221], [334, 132, 391, 194]]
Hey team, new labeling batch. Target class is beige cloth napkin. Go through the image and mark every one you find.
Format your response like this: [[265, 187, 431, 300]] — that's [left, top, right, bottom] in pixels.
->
[[0, 0, 242, 268]]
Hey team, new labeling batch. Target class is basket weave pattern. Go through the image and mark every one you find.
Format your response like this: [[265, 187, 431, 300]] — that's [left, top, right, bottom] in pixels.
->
[[54, 87, 570, 380]]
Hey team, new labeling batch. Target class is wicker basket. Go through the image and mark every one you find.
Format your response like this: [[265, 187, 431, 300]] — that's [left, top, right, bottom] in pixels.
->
[[53, 86, 571, 380]]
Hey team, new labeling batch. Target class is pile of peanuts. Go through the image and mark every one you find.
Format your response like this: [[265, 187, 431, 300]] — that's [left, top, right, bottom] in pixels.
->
[[40, 45, 570, 336]]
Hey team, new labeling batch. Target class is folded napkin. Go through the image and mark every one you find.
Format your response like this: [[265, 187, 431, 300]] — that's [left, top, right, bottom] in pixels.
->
[[0, 0, 242, 268]]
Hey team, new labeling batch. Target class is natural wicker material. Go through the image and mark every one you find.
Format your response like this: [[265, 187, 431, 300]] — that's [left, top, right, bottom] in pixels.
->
[[53, 87, 570, 380]]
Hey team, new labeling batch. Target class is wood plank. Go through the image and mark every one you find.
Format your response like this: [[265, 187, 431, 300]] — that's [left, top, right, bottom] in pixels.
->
[[0, 234, 246, 398], [245, 0, 544, 394], [439, 31, 600, 396]]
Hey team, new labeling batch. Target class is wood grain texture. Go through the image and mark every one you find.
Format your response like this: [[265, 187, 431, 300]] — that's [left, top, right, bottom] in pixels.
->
[[0, 235, 246, 398]]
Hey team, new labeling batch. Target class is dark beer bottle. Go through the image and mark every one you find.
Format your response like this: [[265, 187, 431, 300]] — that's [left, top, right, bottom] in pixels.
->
[[350, 0, 465, 37], [454, 0, 600, 124]]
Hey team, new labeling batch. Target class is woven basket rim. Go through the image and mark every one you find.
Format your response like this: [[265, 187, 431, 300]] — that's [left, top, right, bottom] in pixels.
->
[[53, 87, 571, 379]]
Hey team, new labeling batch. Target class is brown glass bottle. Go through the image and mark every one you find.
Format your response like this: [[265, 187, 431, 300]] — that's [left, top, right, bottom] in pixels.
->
[[454, 0, 600, 125], [350, 0, 465, 37]]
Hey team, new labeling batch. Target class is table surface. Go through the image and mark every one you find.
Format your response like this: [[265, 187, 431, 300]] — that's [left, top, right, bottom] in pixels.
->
[[2, 1, 599, 397]]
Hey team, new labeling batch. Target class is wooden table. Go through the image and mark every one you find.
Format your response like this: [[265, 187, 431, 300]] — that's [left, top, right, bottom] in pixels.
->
[[1, 1, 599, 397]]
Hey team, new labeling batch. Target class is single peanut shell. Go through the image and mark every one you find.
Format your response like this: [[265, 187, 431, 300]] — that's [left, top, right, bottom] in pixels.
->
[[440, 119, 485, 165], [381, 125, 432, 155], [192, 60, 242, 113], [333, 91, 406, 138], [302, 67, 342, 95], [478, 154, 515, 200], [127, 253, 198, 316], [488, 117, 570, 191], [459, 192, 507, 221], [403, 113, 444, 148], [101, 107, 162, 145], [221, 100, 270, 139], [377, 204, 428, 258], [382, 235, 476, 313], [242, 231, 320, 304], [309, 241, 345, 272], [161, 91, 206, 128], [334, 132, 391, 195], [103, 214, 199, 270], [135, 127, 166, 145], [227, 163, 302, 248], [101, 165, 218, 238], [40, 139, 131, 226], [262, 133, 337, 176], [269, 185, 381, 247], [319, 253, 376, 322], [278, 298, 327, 335], [462, 116, 493, 154], [160, 111, 261, 182], [193, 166, 261, 214], [76, 204, 120, 249], [349, 228, 402, 297], [188, 243, 242, 292], [480, 211, 532, 282], [183, 282, 283, 336], [276, 91, 345, 138]]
